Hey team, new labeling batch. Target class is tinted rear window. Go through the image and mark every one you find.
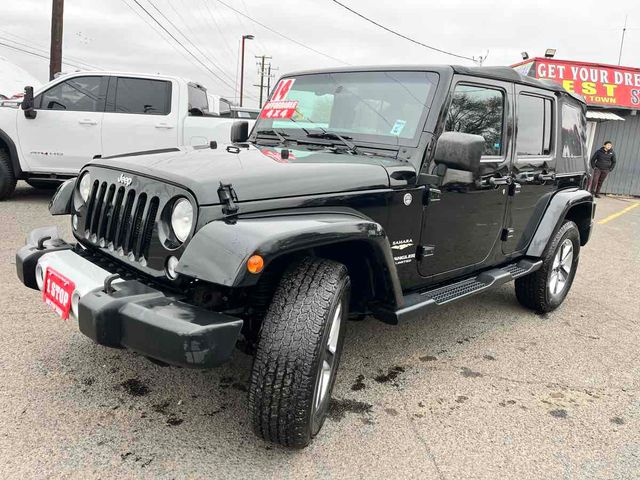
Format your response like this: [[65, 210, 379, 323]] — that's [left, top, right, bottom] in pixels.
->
[[115, 77, 171, 115]]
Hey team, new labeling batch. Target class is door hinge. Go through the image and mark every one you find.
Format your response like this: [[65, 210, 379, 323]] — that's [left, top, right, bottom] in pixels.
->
[[423, 187, 441, 205], [416, 245, 436, 260], [501, 228, 514, 241], [218, 182, 239, 216]]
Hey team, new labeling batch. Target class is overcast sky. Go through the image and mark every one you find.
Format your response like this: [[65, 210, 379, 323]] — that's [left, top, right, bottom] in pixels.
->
[[1, 0, 639, 106]]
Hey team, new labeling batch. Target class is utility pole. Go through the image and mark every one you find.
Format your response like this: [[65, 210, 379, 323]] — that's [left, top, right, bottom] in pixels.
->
[[266, 64, 279, 98], [254, 55, 272, 107], [49, 0, 64, 80], [618, 14, 628, 65]]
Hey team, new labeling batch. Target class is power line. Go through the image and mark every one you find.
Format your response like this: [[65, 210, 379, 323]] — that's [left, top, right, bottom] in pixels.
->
[[0, 40, 95, 71], [129, 0, 238, 92], [120, 0, 221, 80], [214, 0, 349, 65], [0, 29, 102, 70], [150, 0, 237, 84], [329, 0, 475, 62], [200, 0, 236, 63]]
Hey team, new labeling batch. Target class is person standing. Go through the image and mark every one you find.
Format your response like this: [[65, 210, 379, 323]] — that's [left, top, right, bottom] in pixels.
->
[[589, 141, 616, 198]]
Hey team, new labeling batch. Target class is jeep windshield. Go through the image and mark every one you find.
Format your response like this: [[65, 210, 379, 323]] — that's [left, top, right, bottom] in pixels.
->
[[252, 70, 439, 148]]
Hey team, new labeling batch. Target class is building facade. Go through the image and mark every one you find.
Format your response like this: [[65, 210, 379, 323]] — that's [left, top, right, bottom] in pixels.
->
[[512, 57, 640, 196]]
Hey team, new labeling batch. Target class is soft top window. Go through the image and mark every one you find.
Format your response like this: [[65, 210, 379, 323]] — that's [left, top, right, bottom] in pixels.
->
[[561, 103, 584, 158]]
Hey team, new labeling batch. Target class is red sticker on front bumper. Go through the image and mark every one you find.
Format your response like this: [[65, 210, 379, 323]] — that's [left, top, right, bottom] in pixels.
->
[[42, 267, 75, 320]]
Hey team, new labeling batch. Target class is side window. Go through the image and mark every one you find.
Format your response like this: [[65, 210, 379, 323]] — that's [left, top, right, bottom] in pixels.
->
[[219, 99, 231, 118], [517, 94, 554, 156], [188, 84, 208, 115], [114, 77, 171, 115], [38, 76, 105, 112], [445, 84, 504, 156], [561, 104, 584, 158]]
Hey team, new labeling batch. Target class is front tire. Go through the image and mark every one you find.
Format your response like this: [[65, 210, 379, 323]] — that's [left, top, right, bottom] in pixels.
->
[[0, 149, 17, 200], [248, 257, 350, 448], [515, 220, 580, 313]]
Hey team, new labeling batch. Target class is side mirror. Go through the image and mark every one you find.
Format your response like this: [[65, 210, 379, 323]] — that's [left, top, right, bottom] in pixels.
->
[[21, 86, 37, 119], [230, 121, 249, 143], [433, 131, 484, 173]]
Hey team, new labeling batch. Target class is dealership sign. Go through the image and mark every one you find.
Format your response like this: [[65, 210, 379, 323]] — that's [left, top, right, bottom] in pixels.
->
[[513, 58, 640, 109]]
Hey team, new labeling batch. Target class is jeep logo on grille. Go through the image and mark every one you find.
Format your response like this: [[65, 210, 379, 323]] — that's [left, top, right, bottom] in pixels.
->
[[117, 173, 133, 187]]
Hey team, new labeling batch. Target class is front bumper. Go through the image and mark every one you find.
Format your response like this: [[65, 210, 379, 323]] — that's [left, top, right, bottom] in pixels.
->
[[16, 227, 243, 368]]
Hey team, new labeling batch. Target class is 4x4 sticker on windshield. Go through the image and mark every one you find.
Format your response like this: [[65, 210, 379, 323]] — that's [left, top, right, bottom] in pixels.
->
[[260, 100, 298, 119], [271, 78, 295, 100], [390, 119, 406, 136]]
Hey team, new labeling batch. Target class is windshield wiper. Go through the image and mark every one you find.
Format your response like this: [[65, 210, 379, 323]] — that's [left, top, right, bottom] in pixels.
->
[[255, 128, 288, 143], [306, 130, 358, 154]]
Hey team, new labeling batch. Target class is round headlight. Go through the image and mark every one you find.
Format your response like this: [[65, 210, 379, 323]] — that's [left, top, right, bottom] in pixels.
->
[[170, 198, 193, 242], [78, 172, 91, 202]]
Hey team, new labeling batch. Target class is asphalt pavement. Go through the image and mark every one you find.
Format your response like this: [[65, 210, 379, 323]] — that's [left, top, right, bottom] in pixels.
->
[[1, 183, 638, 480]]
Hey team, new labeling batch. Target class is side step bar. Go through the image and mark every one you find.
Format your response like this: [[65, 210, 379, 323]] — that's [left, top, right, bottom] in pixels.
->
[[374, 258, 542, 324]]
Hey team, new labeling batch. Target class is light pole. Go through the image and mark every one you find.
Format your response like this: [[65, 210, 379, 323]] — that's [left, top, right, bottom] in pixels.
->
[[239, 34, 254, 107]]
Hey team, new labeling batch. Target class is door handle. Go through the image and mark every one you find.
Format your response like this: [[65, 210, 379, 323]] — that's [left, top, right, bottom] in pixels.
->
[[155, 123, 174, 129], [78, 119, 98, 125], [488, 176, 513, 186]]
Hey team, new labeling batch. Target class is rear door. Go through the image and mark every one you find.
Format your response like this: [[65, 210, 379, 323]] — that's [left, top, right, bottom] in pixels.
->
[[16, 75, 106, 173], [101, 76, 178, 157], [502, 86, 557, 255], [418, 77, 514, 281]]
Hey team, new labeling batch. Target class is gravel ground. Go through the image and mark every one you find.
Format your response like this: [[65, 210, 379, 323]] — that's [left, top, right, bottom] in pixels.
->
[[0, 183, 638, 480]]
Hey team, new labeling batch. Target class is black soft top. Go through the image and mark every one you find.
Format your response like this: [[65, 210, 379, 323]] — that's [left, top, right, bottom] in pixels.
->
[[283, 64, 586, 105]]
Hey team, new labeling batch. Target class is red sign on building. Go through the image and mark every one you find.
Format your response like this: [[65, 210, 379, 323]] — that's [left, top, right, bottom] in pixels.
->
[[512, 58, 640, 109]]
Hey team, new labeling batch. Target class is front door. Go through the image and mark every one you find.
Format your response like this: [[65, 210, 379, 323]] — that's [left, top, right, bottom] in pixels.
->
[[101, 76, 178, 157], [418, 77, 514, 281], [502, 86, 557, 255], [17, 75, 107, 173]]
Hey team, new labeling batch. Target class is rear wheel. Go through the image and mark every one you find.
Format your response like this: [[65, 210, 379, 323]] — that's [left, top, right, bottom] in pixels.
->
[[0, 149, 17, 200], [515, 220, 580, 313], [248, 257, 350, 448]]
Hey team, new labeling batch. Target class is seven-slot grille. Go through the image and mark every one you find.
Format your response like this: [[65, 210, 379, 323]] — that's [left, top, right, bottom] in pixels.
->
[[83, 180, 160, 261]]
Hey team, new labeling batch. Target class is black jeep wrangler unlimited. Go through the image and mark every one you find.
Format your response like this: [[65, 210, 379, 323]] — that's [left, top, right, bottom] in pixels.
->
[[17, 65, 594, 447]]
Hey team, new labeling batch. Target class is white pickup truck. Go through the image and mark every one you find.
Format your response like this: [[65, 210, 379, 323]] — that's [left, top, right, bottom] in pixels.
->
[[0, 71, 258, 199]]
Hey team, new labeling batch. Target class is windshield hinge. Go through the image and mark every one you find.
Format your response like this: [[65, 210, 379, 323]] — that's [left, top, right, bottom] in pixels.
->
[[423, 187, 441, 205], [218, 182, 239, 216]]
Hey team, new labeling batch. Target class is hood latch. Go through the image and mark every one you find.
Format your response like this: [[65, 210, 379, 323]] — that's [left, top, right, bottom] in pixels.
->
[[218, 182, 239, 217]]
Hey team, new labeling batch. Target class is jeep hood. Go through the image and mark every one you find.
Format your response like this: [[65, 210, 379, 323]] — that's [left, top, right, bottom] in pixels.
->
[[91, 145, 392, 205]]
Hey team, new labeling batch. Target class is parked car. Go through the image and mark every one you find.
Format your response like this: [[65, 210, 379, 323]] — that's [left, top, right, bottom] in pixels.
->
[[16, 65, 594, 447], [0, 71, 256, 198]]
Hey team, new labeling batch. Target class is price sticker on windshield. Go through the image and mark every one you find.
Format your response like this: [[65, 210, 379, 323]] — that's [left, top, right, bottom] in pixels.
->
[[260, 100, 298, 119], [271, 78, 295, 100]]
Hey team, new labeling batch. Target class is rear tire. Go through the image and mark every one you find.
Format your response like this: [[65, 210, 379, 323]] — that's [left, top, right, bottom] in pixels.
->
[[0, 149, 17, 200], [26, 179, 62, 190], [248, 257, 350, 448], [515, 220, 580, 313]]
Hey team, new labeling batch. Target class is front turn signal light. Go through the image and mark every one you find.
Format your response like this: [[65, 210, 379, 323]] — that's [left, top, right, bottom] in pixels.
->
[[247, 255, 264, 274]]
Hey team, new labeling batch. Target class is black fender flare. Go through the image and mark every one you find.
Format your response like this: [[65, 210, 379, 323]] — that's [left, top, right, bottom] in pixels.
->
[[176, 209, 404, 309], [0, 127, 23, 178], [48, 178, 75, 215], [526, 188, 594, 257]]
